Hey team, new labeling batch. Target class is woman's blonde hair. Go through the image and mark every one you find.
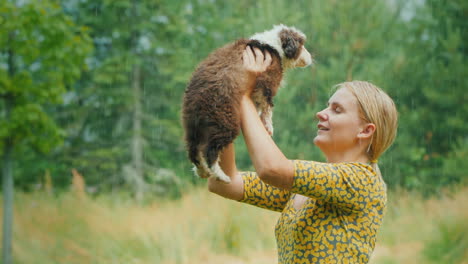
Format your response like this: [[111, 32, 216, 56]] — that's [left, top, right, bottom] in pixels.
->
[[337, 81, 398, 174]]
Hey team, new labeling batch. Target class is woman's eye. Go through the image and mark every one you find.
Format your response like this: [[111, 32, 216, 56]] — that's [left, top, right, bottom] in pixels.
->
[[334, 107, 341, 113]]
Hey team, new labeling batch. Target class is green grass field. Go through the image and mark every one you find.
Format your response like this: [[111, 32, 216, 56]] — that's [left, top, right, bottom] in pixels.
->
[[2, 184, 467, 264]]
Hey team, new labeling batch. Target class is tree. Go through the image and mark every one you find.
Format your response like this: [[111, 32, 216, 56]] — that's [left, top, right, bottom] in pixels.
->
[[383, 0, 468, 191], [0, 1, 92, 262], [51, 0, 408, 194], [57, 0, 189, 200], [4, 0, 465, 197], [47, 0, 259, 199]]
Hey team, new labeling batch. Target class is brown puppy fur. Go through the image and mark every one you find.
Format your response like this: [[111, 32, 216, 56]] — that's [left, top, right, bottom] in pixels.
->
[[182, 25, 312, 182]]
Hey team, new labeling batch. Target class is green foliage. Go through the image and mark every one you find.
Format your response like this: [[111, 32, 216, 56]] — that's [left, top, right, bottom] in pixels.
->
[[3, 0, 466, 194], [0, 0, 90, 151], [382, 0, 468, 192], [50, 0, 195, 194], [0, 0, 92, 183], [442, 138, 468, 186]]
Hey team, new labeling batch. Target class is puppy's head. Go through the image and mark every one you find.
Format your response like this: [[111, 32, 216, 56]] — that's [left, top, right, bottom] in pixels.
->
[[250, 24, 313, 69]]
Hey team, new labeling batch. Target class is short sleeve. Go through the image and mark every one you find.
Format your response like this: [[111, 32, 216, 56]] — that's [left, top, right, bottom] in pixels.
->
[[292, 160, 385, 212], [239, 171, 292, 212]]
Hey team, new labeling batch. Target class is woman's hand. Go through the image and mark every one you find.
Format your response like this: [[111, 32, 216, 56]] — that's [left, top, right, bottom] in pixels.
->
[[242, 46, 272, 96]]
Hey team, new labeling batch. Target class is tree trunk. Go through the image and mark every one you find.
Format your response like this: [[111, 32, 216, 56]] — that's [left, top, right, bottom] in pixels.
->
[[129, 0, 145, 202], [131, 64, 145, 202], [2, 31, 16, 264], [2, 137, 13, 264]]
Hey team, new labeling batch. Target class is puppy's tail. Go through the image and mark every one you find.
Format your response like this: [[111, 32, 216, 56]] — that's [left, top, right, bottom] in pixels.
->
[[185, 117, 203, 166], [192, 149, 212, 179], [187, 141, 209, 178], [191, 147, 231, 183]]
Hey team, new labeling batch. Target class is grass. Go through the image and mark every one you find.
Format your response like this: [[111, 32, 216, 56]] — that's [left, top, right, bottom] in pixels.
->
[[1, 184, 468, 264], [371, 187, 468, 264]]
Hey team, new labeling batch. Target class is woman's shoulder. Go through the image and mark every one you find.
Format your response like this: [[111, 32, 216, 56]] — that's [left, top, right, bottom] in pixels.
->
[[293, 160, 385, 189], [291, 160, 386, 212], [338, 162, 384, 184], [344, 162, 376, 175], [293, 160, 375, 175]]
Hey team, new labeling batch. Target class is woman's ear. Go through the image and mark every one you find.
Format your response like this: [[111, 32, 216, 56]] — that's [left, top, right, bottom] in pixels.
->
[[357, 123, 376, 139]]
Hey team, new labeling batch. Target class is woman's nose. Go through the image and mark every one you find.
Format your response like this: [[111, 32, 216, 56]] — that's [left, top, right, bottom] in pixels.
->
[[316, 110, 328, 121]]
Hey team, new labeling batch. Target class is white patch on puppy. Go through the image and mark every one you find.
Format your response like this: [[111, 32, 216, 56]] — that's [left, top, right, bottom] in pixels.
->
[[211, 158, 231, 183]]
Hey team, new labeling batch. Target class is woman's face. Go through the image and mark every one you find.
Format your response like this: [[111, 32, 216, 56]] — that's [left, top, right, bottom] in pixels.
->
[[313, 88, 365, 153]]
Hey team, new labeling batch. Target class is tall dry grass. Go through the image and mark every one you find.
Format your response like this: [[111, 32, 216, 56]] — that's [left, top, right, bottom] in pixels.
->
[[1, 182, 467, 263], [5, 186, 278, 264], [370, 187, 468, 264]]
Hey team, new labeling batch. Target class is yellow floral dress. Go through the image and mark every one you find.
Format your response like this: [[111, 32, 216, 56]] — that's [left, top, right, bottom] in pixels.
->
[[240, 160, 387, 264]]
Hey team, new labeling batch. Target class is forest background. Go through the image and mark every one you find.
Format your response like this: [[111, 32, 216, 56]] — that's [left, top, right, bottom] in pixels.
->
[[0, 0, 467, 263]]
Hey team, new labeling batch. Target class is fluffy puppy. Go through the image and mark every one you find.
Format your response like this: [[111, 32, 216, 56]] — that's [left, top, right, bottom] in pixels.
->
[[182, 24, 313, 183]]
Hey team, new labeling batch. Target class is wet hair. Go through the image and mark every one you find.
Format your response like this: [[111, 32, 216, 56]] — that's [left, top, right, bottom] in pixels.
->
[[337, 81, 398, 174]]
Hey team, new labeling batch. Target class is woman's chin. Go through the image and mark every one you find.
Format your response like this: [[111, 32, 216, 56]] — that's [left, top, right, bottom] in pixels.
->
[[313, 136, 324, 147], [314, 135, 331, 149]]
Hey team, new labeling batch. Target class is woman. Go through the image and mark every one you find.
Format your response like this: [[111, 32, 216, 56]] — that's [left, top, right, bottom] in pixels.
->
[[208, 47, 398, 263]]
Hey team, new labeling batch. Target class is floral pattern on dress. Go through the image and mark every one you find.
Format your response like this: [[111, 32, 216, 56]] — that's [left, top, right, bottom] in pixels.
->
[[240, 160, 387, 264]]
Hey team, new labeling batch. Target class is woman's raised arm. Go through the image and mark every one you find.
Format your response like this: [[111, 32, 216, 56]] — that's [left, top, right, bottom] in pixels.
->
[[240, 46, 294, 190], [240, 96, 295, 190]]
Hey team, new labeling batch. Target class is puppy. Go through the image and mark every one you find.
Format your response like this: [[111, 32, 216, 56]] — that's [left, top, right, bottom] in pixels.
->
[[182, 24, 313, 183]]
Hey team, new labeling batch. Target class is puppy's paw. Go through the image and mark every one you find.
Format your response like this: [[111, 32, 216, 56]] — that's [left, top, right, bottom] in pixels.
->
[[193, 166, 210, 178], [265, 122, 274, 136], [212, 173, 231, 184], [211, 162, 231, 183]]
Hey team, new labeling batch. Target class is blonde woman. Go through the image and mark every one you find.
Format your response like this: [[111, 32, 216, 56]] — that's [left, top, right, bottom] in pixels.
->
[[208, 47, 398, 263]]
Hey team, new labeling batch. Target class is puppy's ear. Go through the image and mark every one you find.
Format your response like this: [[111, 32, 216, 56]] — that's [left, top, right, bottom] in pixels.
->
[[279, 29, 304, 59]]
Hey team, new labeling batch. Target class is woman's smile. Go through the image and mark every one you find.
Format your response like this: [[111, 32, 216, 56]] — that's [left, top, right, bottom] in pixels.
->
[[317, 123, 329, 132]]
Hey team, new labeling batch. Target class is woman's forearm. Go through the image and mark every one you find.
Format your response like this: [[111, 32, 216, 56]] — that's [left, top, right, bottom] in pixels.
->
[[218, 143, 237, 177], [207, 143, 244, 200], [240, 96, 294, 189]]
